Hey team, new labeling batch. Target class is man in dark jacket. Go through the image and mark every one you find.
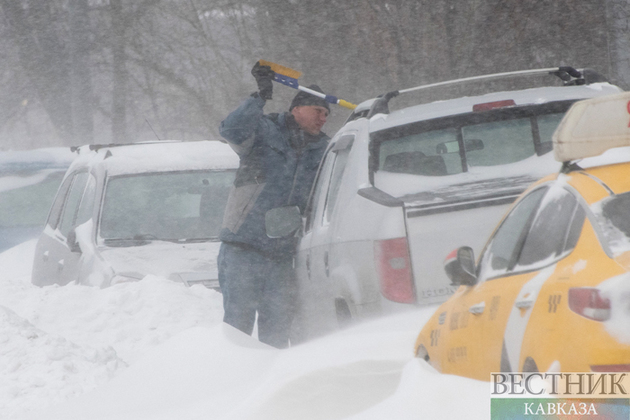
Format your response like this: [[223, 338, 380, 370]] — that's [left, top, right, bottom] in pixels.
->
[[218, 62, 330, 348]]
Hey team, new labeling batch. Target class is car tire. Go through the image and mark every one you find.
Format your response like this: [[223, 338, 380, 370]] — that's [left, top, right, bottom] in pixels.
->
[[415, 344, 430, 362], [522, 357, 539, 373], [334, 298, 352, 328]]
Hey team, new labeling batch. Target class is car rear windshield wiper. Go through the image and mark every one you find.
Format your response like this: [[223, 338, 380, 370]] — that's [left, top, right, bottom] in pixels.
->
[[102, 234, 157, 247], [103, 236, 219, 246], [166, 237, 219, 243]]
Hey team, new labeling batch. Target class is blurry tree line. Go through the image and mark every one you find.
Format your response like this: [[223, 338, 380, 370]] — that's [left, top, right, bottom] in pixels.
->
[[0, 0, 628, 149]]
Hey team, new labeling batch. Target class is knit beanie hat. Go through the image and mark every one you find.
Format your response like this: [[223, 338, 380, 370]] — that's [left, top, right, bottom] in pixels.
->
[[289, 85, 330, 112]]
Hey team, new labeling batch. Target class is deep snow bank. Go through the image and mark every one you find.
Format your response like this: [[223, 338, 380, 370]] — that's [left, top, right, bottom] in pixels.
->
[[0, 240, 225, 419]]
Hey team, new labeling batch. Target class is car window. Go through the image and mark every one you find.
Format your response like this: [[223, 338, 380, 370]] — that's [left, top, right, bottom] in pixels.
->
[[323, 136, 353, 225], [592, 191, 630, 255], [563, 204, 585, 253], [304, 144, 336, 233], [463, 118, 535, 167], [477, 187, 546, 280], [58, 172, 89, 237], [46, 175, 74, 229], [536, 113, 565, 153], [516, 187, 578, 267], [378, 127, 463, 176], [75, 174, 97, 227], [99, 169, 235, 242], [371, 101, 575, 179]]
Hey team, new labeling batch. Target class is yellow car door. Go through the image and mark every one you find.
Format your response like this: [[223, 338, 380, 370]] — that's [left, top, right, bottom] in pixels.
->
[[480, 182, 589, 375], [518, 170, 628, 373], [439, 186, 548, 380]]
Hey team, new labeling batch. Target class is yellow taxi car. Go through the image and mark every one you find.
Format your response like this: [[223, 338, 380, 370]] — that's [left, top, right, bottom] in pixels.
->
[[414, 91, 630, 381]]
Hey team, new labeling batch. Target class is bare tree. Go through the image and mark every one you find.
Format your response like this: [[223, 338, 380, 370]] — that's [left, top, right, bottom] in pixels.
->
[[69, 0, 95, 144], [0, 0, 625, 149], [0, 2, 74, 144]]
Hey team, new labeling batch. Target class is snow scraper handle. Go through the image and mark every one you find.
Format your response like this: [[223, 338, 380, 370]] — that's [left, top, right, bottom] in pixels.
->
[[259, 60, 357, 110]]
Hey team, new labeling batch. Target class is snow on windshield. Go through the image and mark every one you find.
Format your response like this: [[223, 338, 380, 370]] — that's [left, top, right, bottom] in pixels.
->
[[375, 151, 560, 198]]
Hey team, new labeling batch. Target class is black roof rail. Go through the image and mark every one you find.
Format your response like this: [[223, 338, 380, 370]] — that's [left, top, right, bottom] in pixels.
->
[[365, 67, 609, 119]]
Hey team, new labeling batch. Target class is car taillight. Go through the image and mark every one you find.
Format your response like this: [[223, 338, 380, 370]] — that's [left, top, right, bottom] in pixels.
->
[[568, 287, 611, 322], [472, 99, 516, 112], [374, 237, 415, 304]]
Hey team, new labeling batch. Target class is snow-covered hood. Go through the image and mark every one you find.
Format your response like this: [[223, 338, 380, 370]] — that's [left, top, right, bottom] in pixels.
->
[[98, 241, 221, 287]]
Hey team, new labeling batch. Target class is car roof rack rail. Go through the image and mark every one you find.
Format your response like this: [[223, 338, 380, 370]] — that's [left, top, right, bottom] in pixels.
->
[[70, 140, 180, 154], [366, 67, 608, 118]]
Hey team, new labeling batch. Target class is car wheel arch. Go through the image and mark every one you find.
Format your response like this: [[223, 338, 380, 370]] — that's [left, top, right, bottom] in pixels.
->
[[330, 263, 363, 306], [415, 344, 430, 361], [522, 356, 539, 373]]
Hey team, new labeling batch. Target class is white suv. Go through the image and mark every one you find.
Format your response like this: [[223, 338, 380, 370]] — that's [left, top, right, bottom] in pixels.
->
[[291, 67, 623, 339], [31, 141, 238, 288]]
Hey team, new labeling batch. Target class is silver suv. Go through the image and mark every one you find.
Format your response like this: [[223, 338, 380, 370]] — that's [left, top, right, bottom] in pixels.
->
[[31, 141, 238, 288], [291, 67, 623, 339]]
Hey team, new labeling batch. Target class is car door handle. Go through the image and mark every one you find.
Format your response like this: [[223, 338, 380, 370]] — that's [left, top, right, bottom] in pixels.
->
[[469, 302, 485, 315], [57, 259, 64, 271], [515, 298, 534, 309], [42, 251, 49, 262]]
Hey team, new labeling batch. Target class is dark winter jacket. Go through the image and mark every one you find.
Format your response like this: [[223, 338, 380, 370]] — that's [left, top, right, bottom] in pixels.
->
[[219, 94, 329, 256]]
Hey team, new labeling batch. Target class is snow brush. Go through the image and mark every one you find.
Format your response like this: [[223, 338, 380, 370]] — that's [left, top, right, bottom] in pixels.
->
[[259, 60, 357, 110]]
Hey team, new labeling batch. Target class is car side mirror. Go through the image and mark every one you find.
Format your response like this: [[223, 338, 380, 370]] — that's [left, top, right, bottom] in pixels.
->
[[444, 246, 477, 286], [265, 206, 302, 238], [67, 229, 82, 253]]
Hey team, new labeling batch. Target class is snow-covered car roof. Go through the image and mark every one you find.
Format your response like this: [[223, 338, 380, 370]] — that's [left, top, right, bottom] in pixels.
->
[[366, 83, 622, 133], [67, 140, 239, 176]]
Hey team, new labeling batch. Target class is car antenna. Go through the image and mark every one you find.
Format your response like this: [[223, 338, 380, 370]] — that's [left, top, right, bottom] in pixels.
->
[[145, 117, 161, 140]]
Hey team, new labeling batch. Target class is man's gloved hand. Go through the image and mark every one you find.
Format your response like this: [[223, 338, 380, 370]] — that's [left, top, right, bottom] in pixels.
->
[[251, 62, 275, 100]]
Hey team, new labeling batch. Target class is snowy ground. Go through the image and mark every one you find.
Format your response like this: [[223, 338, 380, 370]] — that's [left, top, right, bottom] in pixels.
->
[[0, 240, 488, 420]]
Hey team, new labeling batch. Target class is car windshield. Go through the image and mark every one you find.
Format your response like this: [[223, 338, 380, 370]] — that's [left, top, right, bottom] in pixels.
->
[[592, 191, 630, 256], [373, 109, 566, 177], [99, 169, 235, 244]]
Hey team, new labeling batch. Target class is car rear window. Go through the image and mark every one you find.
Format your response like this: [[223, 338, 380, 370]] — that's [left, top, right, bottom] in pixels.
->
[[592, 191, 630, 255], [374, 111, 566, 178], [99, 169, 235, 243], [370, 101, 574, 183]]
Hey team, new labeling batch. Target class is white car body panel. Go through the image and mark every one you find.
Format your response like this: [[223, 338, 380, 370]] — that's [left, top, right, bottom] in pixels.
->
[[294, 78, 624, 339], [366, 83, 622, 132], [32, 141, 237, 289]]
